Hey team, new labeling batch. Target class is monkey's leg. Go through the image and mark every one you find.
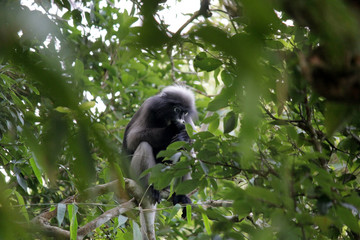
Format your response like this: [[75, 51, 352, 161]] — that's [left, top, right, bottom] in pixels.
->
[[139, 200, 157, 240], [131, 141, 156, 175], [131, 142, 157, 240], [131, 141, 160, 202]]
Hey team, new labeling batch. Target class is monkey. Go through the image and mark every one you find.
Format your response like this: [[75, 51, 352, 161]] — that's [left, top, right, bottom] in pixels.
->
[[122, 85, 197, 238]]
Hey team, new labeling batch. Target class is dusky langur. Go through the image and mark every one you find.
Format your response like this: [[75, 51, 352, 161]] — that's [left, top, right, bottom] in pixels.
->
[[123, 85, 197, 239]]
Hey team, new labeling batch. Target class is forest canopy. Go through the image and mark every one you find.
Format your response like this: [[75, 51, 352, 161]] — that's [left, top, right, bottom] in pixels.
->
[[1, 0, 360, 239]]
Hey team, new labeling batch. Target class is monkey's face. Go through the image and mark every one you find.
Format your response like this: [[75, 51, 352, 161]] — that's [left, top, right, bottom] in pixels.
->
[[173, 105, 188, 124], [172, 105, 196, 130]]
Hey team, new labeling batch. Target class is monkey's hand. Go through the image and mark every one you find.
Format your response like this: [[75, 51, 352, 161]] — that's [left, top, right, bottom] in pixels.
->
[[166, 120, 185, 136], [172, 194, 191, 218], [149, 185, 161, 204], [173, 130, 190, 142]]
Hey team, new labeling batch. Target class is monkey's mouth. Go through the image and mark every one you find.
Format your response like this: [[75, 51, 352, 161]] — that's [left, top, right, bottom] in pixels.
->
[[177, 118, 197, 131]]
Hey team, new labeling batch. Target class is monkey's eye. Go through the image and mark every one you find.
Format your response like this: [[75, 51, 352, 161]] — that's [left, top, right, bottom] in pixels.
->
[[174, 107, 181, 113]]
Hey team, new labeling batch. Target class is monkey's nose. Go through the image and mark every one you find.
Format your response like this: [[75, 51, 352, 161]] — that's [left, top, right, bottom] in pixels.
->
[[177, 119, 185, 124]]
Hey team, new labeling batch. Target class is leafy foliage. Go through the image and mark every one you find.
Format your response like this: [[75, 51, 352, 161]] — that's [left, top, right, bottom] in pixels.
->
[[1, 0, 360, 239]]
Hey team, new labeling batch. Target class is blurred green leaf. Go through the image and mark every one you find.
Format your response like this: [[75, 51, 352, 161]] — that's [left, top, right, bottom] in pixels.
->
[[29, 157, 43, 185], [221, 70, 235, 87], [246, 186, 279, 205], [175, 179, 199, 195], [74, 59, 84, 80], [117, 215, 128, 227], [325, 102, 354, 137], [194, 52, 222, 72], [72, 9, 82, 25], [79, 101, 95, 111], [14, 191, 29, 221], [336, 206, 360, 234], [54, 106, 72, 113], [186, 204, 192, 224], [167, 204, 181, 223], [202, 213, 212, 235], [223, 111, 238, 133], [266, 40, 284, 49], [132, 221, 142, 240], [68, 204, 78, 240], [207, 96, 228, 111], [15, 170, 27, 192], [57, 203, 66, 227]]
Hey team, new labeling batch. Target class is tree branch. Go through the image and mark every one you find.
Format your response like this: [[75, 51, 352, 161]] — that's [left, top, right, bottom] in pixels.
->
[[174, 11, 201, 36], [30, 177, 235, 239], [262, 104, 303, 124], [77, 200, 135, 239], [31, 179, 138, 239], [172, 0, 211, 37]]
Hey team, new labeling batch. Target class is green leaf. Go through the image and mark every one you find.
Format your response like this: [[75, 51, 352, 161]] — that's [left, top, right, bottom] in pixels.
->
[[194, 131, 215, 140], [202, 213, 212, 235], [313, 216, 333, 232], [266, 40, 284, 49], [202, 113, 219, 124], [57, 203, 66, 227], [0, 73, 16, 86], [147, 164, 173, 190], [74, 59, 84, 79], [68, 204, 78, 240], [156, 148, 178, 159], [62, 10, 72, 20], [338, 137, 358, 154], [336, 206, 360, 233], [325, 102, 353, 137], [117, 215, 128, 227], [193, 26, 229, 52], [92, 123, 106, 131], [10, 92, 23, 106], [167, 141, 187, 150], [199, 161, 209, 175], [29, 157, 43, 185], [246, 186, 279, 205], [233, 200, 251, 217], [286, 126, 298, 140], [54, 106, 72, 113], [186, 205, 192, 224], [175, 179, 199, 195], [207, 96, 228, 111], [79, 101, 95, 111], [167, 204, 181, 223], [122, 72, 136, 86], [15, 172, 28, 192], [208, 117, 220, 133], [221, 70, 234, 87], [194, 53, 222, 72], [15, 191, 29, 221], [132, 220, 142, 240], [72, 10, 82, 25], [223, 111, 238, 133], [54, 0, 70, 9]]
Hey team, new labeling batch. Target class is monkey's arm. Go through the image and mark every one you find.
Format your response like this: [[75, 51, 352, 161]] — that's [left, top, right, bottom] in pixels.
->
[[126, 123, 182, 152]]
